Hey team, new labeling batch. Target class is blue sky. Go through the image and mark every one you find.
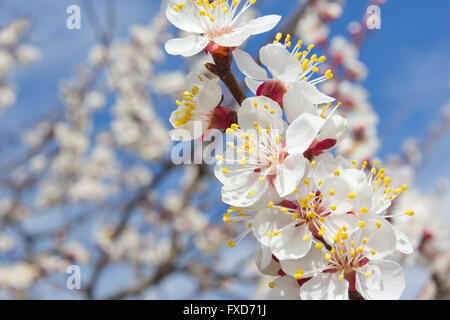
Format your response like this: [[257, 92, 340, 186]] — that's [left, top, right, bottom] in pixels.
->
[[0, 0, 448, 299]]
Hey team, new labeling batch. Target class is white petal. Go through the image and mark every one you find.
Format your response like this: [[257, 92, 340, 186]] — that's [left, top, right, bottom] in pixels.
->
[[165, 35, 209, 57], [319, 176, 355, 214], [260, 43, 300, 83], [238, 15, 282, 36], [186, 72, 205, 87], [317, 114, 348, 143], [251, 208, 295, 250], [274, 155, 306, 197], [335, 155, 351, 168], [214, 160, 253, 185], [254, 244, 280, 276], [300, 272, 349, 300], [221, 171, 269, 207], [283, 83, 316, 123], [356, 260, 405, 300], [198, 79, 222, 112], [165, 2, 205, 33], [267, 276, 300, 300], [273, 226, 312, 260], [280, 246, 328, 277], [285, 113, 325, 155], [359, 217, 397, 257], [251, 183, 282, 211], [343, 168, 368, 187], [213, 28, 252, 47], [245, 77, 264, 94], [313, 152, 341, 181], [295, 81, 335, 105], [233, 48, 267, 80], [393, 227, 414, 255]]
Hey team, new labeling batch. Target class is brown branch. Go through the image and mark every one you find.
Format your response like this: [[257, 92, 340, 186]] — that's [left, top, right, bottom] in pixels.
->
[[205, 47, 247, 106], [84, 162, 175, 299], [417, 251, 450, 300], [219, 69, 247, 106]]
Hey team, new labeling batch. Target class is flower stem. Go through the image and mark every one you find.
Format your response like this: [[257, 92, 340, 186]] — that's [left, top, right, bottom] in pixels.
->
[[205, 47, 247, 106]]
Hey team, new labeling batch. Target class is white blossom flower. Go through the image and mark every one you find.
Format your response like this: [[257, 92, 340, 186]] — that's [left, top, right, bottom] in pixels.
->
[[267, 276, 301, 300], [233, 36, 334, 116], [169, 72, 227, 141], [249, 204, 359, 260], [165, 0, 281, 56], [277, 226, 404, 300], [215, 96, 329, 208], [233, 154, 414, 259], [282, 87, 347, 146], [222, 154, 361, 259], [321, 157, 415, 256]]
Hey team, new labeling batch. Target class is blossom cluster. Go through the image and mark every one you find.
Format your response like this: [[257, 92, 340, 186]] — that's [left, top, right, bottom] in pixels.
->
[[0, 19, 41, 112], [164, 0, 417, 300]]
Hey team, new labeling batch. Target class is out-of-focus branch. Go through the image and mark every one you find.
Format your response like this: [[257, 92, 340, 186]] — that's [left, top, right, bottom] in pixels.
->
[[82, 0, 117, 45], [105, 232, 181, 300], [417, 251, 450, 300], [85, 161, 176, 299], [103, 164, 208, 300]]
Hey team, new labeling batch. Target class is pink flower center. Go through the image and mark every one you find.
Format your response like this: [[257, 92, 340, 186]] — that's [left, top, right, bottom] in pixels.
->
[[303, 138, 337, 161], [200, 106, 232, 141], [256, 80, 287, 107]]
